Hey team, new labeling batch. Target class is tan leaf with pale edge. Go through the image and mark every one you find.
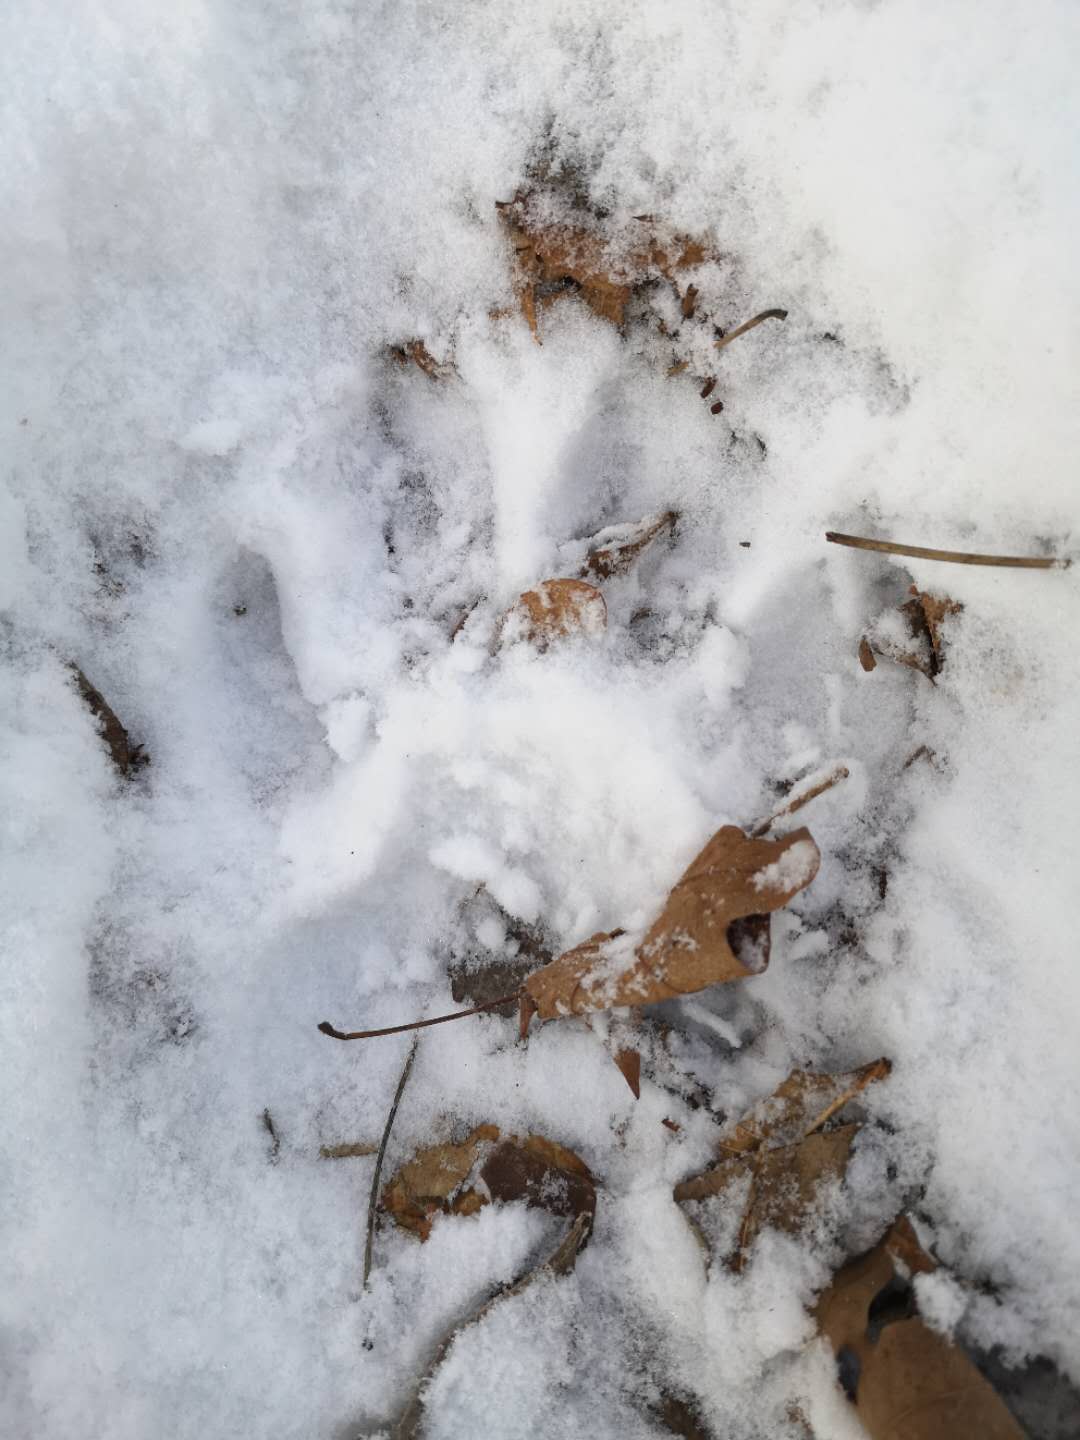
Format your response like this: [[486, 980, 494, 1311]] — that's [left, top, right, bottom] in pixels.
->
[[816, 1217, 1025, 1439]]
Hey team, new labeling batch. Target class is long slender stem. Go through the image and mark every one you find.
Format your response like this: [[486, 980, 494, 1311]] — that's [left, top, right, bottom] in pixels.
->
[[826, 531, 1068, 569], [364, 1035, 418, 1289], [715, 308, 788, 351], [318, 991, 522, 1042]]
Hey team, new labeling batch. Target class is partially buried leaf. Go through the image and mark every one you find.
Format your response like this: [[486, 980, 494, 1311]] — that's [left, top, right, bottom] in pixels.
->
[[71, 665, 147, 776], [504, 578, 607, 648], [816, 1216, 1025, 1439], [674, 1060, 890, 1269], [865, 587, 962, 680], [382, 1126, 595, 1241], [381, 1123, 498, 1241], [498, 190, 714, 339], [581, 511, 678, 580], [524, 826, 820, 1024], [481, 1134, 596, 1219]]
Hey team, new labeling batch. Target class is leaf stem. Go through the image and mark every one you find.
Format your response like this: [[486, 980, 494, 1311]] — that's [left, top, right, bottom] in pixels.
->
[[715, 308, 788, 351], [318, 991, 523, 1042], [826, 531, 1069, 569]]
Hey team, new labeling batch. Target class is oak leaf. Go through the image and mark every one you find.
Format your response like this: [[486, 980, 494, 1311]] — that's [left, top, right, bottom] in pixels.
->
[[674, 1060, 890, 1269], [816, 1216, 1025, 1439], [523, 826, 820, 1025]]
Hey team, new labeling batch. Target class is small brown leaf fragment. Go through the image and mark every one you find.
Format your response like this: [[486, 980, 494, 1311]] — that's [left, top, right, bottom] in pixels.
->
[[524, 826, 820, 1022], [390, 339, 451, 381], [859, 635, 878, 672], [872, 588, 962, 680], [710, 400, 724, 415], [504, 578, 607, 648], [381, 1124, 499, 1240], [681, 284, 699, 320], [614, 1047, 642, 1099], [582, 511, 678, 580], [816, 1217, 1026, 1439], [668, 360, 690, 376], [700, 378, 716, 399], [71, 667, 146, 776]]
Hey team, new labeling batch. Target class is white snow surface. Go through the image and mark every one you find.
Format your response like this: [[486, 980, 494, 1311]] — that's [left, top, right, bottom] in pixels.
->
[[2, 2, 1079, 1437]]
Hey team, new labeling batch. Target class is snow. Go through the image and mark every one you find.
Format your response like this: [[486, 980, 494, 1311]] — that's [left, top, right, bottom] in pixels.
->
[[2, 1, 1079, 1437]]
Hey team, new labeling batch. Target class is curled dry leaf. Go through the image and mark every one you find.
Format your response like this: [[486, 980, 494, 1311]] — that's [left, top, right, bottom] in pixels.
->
[[504, 578, 607, 648], [381, 1125, 595, 1241], [816, 1216, 1025, 1439], [523, 826, 820, 1025], [674, 1060, 890, 1269], [580, 511, 678, 581]]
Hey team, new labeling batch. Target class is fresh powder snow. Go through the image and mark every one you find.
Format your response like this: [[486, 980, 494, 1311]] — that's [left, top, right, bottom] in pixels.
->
[[2, 2, 1078, 1438]]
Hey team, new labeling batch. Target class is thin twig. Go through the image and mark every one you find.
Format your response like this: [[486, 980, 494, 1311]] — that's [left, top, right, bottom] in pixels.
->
[[825, 531, 1069, 570], [715, 308, 788, 352], [803, 1058, 892, 1139], [319, 1141, 378, 1160], [364, 1035, 418, 1289], [750, 765, 850, 839], [318, 991, 522, 1042]]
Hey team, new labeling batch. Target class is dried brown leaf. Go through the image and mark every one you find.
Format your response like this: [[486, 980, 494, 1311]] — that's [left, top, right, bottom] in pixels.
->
[[675, 1061, 891, 1268], [581, 511, 678, 580], [382, 1126, 595, 1241], [869, 588, 962, 680], [816, 1217, 1025, 1439], [390, 339, 452, 381], [72, 666, 146, 775], [721, 1058, 891, 1155], [381, 1123, 499, 1240], [498, 192, 714, 339], [481, 1133, 596, 1219], [524, 826, 820, 1022], [504, 578, 607, 648]]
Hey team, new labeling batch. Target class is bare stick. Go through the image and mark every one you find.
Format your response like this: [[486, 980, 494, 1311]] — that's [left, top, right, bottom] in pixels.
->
[[318, 991, 522, 1042], [715, 308, 788, 352], [750, 765, 850, 839], [319, 1141, 378, 1160], [803, 1058, 892, 1139], [826, 531, 1069, 569], [393, 1209, 592, 1437], [364, 1035, 418, 1289]]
